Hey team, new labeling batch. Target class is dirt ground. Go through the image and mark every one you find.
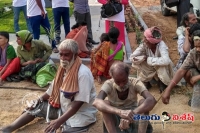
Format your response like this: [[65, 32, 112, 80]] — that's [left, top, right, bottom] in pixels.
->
[[1, 0, 200, 133]]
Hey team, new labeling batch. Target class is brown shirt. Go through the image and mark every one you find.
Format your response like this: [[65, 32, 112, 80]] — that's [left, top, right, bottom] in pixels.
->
[[181, 48, 200, 71], [101, 77, 147, 110]]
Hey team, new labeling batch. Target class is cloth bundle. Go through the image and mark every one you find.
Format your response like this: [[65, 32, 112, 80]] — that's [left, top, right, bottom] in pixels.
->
[[101, 0, 122, 18]]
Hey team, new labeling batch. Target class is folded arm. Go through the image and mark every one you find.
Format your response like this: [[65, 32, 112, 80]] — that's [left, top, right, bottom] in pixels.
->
[[93, 90, 134, 121], [129, 44, 146, 62], [147, 43, 171, 66], [133, 90, 156, 114]]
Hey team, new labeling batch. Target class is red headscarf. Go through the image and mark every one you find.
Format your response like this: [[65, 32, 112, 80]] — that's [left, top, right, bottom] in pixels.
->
[[144, 26, 162, 44]]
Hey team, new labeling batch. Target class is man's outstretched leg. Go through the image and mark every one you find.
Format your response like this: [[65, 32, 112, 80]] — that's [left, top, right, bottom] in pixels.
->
[[1, 112, 35, 132]]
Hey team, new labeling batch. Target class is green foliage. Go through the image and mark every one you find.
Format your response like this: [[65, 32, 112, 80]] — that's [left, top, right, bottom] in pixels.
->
[[0, 0, 12, 8], [0, 0, 74, 34], [135, 27, 143, 44]]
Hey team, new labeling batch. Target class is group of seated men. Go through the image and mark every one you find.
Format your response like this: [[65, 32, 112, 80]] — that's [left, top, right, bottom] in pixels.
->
[[1, 38, 156, 133], [1, 11, 200, 133]]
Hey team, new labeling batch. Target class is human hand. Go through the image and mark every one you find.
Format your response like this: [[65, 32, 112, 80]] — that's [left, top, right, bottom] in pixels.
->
[[119, 110, 134, 121], [119, 119, 131, 131], [162, 89, 171, 104], [27, 60, 35, 65], [190, 75, 200, 85], [185, 27, 190, 37], [35, 58, 43, 63], [44, 119, 62, 133], [41, 11, 46, 19]]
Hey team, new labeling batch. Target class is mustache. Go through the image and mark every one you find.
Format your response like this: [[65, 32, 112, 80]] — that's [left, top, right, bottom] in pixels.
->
[[60, 60, 70, 64]]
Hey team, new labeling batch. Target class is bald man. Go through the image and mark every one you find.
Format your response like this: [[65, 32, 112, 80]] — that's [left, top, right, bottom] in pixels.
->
[[93, 62, 156, 133]]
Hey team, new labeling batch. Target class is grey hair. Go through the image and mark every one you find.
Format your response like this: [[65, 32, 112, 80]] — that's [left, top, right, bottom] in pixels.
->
[[58, 39, 78, 54], [109, 62, 130, 77]]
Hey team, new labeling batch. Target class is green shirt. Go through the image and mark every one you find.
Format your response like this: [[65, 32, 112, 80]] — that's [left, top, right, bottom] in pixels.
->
[[109, 46, 124, 61], [17, 40, 52, 64], [7, 45, 17, 59]]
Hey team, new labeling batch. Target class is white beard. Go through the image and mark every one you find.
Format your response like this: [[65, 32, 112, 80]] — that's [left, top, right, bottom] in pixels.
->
[[113, 82, 129, 92], [60, 56, 75, 70]]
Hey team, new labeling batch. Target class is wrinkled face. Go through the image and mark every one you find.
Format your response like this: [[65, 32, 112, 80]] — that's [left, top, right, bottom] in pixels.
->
[[193, 36, 200, 52], [0, 35, 8, 46], [59, 49, 75, 69], [112, 71, 129, 90], [186, 14, 197, 26], [16, 37, 23, 45]]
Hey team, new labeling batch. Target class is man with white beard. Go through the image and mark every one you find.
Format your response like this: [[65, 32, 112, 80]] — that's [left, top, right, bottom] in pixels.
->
[[1, 39, 97, 133], [93, 62, 156, 133]]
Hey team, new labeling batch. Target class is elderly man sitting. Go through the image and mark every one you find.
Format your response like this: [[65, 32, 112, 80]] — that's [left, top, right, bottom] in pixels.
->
[[93, 62, 156, 133], [130, 26, 175, 93], [1, 39, 97, 133]]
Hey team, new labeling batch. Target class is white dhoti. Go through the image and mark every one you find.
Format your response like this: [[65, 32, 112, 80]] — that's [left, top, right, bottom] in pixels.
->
[[132, 61, 175, 85]]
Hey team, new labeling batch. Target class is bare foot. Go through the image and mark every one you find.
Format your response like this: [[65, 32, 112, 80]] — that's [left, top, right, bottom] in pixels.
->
[[97, 76, 102, 84]]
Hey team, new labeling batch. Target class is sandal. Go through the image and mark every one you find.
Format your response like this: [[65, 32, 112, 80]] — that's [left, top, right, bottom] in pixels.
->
[[10, 74, 22, 82], [6, 76, 12, 82], [53, 47, 59, 53]]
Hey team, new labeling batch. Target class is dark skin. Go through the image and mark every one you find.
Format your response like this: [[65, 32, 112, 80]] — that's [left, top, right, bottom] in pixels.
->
[[162, 38, 200, 104], [16, 37, 44, 67], [133, 37, 157, 62], [144, 37, 157, 54], [93, 70, 156, 131], [1, 49, 84, 133], [36, 0, 46, 18], [44, 101, 84, 133], [116, 89, 129, 100]]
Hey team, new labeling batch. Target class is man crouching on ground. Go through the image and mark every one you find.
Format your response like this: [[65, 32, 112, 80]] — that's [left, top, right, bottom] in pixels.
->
[[1, 39, 97, 133], [93, 62, 156, 133]]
